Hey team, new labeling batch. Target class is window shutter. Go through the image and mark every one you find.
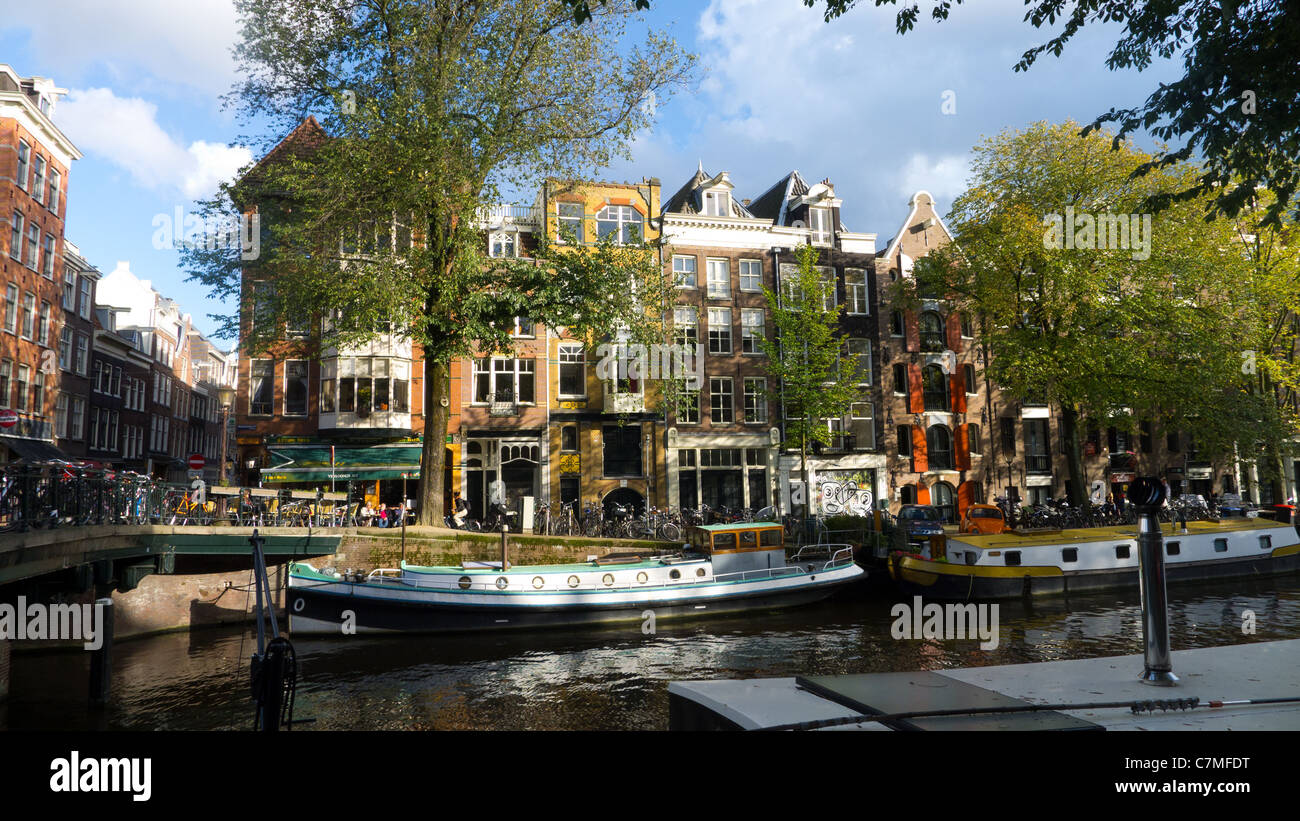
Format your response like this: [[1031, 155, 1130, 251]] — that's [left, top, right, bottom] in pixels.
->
[[957, 480, 975, 520], [956, 423, 971, 470], [911, 425, 928, 473], [951, 373, 966, 413], [904, 310, 919, 352], [908, 363, 923, 413], [917, 483, 931, 505], [946, 312, 963, 353]]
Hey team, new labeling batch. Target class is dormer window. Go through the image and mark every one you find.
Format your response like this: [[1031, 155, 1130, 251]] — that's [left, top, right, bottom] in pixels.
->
[[809, 207, 832, 245], [490, 231, 517, 257], [703, 190, 729, 217]]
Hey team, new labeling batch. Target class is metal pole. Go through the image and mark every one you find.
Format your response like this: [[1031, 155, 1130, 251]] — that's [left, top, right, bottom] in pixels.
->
[[501, 522, 509, 570], [88, 597, 113, 705], [1131, 476, 1177, 686]]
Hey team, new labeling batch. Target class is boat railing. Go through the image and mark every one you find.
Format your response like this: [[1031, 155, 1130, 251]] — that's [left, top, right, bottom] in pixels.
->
[[788, 543, 856, 569], [367, 568, 403, 581]]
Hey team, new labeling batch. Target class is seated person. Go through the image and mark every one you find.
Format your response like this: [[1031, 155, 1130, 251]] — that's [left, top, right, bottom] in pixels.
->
[[452, 496, 469, 528], [376, 503, 389, 528]]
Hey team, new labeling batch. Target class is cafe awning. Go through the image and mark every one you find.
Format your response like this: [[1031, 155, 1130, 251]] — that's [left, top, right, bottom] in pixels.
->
[[2, 437, 72, 463], [261, 442, 423, 483]]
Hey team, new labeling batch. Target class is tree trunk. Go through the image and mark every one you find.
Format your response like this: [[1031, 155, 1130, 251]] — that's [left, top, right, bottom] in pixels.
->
[[416, 358, 451, 525], [801, 440, 810, 522], [1060, 403, 1087, 509]]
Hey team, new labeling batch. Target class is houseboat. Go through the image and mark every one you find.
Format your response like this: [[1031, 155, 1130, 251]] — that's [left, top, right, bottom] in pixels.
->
[[286, 522, 865, 634], [890, 517, 1300, 600]]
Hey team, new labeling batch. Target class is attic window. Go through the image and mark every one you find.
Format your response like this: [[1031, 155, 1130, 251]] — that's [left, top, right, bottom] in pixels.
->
[[810, 207, 831, 245], [703, 190, 729, 217]]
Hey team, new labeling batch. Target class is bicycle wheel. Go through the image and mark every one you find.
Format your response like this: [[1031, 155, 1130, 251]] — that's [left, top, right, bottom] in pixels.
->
[[659, 521, 681, 542]]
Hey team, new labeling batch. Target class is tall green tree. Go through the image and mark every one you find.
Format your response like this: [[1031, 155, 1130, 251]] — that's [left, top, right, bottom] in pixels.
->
[[760, 244, 864, 519], [184, 0, 695, 523], [899, 121, 1293, 506]]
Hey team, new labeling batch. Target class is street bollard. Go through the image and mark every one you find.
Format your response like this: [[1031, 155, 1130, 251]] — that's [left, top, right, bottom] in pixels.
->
[[1131, 476, 1178, 686]]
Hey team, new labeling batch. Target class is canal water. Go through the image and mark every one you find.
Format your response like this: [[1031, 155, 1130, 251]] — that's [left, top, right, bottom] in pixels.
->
[[5, 574, 1300, 731]]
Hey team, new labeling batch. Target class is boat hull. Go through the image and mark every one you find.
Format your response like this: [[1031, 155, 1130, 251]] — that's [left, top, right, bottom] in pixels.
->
[[288, 564, 864, 634]]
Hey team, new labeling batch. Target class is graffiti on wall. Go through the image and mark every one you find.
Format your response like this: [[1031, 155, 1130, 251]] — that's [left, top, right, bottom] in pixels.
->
[[819, 480, 874, 516]]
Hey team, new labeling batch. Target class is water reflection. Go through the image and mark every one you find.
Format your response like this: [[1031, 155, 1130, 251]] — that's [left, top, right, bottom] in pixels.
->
[[5, 575, 1299, 730]]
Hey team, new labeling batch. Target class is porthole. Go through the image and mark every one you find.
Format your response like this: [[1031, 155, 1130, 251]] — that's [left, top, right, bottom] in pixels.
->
[[602, 573, 615, 586], [696, 567, 706, 577], [458, 576, 472, 590], [532, 576, 545, 589], [669, 569, 681, 580], [495, 576, 509, 590], [636, 571, 648, 584], [567, 575, 580, 588]]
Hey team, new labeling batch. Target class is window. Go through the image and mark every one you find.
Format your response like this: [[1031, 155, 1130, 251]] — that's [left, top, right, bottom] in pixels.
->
[[557, 202, 584, 243], [48, 169, 61, 215], [703, 190, 729, 216], [960, 312, 974, 338], [1024, 419, 1050, 473], [15, 365, 29, 411], [845, 269, 868, 314], [0, 361, 8, 408], [284, 360, 309, 415], [559, 345, 585, 397], [1140, 421, 1154, 453], [707, 308, 731, 354], [809, 207, 832, 244], [674, 386, 700, 424], [62, 267, 75, 310], [815, 266, 836, 310], [919, 311, 945, 352], [473, 358, 535, 403], [3, 285, 16, 333], [743, 377, 766, 423], [489, 231, 517, 258], [595, 205, 641, 244], [79, 278, 91, 320], [890, 310, 904, 336], [561, 425, 578, 452], [927, 425, 953, 469], [32, 371, 44, 413], [710, 377, 733, 424], [706, 258, 730, 298], [9, 211, 21, 261], [26, 223, 40, 269], [38, 302, 50, 346], [31, 155, 45, 205], [1000, 418, 1016, 454], [741, 309, 764, 354], [70, 397, 84, 439], [851, 402, 875, 450], [513, 317, 534, 337], [1167, 431, 1180, 452], [250, 360, 274, 415], [673, 255, 697, 288], [21, 293, 35, 339], [673, 307, 698, 347], [42, 234, 55, 278], [846, 339, 871, 384], [602, 424, 643, 477], [968, 423, 982, 455], [17, 141, 30, 191], [893, 363, 908, 395], [922, 364, 948, 411], [55, 393, 69, 438], [964, 363, 977, 395], [739, 259, 762, 292], [74, 334, 88, 375]]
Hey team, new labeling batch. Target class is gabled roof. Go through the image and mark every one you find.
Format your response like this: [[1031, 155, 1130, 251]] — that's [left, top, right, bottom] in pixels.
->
[[745, 170, 810, 225], [661, 165, 756, 218]]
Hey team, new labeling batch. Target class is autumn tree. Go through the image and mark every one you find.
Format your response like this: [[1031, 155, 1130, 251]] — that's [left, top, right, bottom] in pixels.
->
[[184, 0, 695, 523]]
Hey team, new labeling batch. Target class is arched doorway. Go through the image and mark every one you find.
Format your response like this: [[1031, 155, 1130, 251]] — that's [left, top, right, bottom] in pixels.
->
[[931, 481, 957, 523], [603, 487, 645, 518]]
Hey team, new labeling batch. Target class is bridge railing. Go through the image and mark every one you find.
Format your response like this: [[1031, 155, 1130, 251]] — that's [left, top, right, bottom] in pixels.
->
[[0, 462, 355, 532]]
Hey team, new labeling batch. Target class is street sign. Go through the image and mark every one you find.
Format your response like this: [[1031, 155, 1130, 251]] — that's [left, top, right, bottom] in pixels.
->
[[0, 410, 16, 429], [188, 454, 206, 471]]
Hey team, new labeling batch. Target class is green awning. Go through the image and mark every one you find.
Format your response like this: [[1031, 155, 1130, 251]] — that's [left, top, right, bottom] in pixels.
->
[[263, 443, 422, 483]]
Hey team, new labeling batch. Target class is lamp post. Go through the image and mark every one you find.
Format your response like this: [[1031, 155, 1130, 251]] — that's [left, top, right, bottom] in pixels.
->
[[217, 385, 236, 485]]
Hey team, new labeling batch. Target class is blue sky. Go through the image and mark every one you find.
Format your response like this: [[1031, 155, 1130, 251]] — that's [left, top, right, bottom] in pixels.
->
[[1, 0, 1185, 341]]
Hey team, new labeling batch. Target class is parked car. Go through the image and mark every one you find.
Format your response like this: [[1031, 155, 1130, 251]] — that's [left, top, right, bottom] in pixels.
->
[[896, 504, 946, 552], [960, 503, 1007, 535]]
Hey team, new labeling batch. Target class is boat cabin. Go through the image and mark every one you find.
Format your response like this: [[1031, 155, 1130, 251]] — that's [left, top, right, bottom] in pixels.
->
[[687, 522, 786, 575]]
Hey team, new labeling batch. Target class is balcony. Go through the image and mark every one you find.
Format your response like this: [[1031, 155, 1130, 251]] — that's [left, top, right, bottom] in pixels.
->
[[477, 204, 541, 228], [604, 391, 645, 414], [487, 392, 520, 418], [920, 332, 946, 353], [1026, 453, 1051, 474]]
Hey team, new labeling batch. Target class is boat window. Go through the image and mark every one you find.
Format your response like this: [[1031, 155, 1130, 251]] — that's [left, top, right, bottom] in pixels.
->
[[1259, 535, 1271, 550], [1061, 548, 1077, 563], [1215, 538, 1228, 553], [1166, 542, 1180, 556], [760, 529, 782, 547], [1115, 545, 1130, 560], [739, 530, 758, 548], [1004, 551, 1021, 566], [713, 532, 737, 551]]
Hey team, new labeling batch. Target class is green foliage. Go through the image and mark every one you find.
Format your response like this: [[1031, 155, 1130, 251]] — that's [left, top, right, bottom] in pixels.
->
[[759, 244, 864, 454]]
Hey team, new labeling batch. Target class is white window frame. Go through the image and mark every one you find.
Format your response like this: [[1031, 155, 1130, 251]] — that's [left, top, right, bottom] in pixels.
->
[[741, 309, 764, 354], [557, 344, 586, 399], [707, 308, 731, 355], [743, 377, 767, 423], [845, 268, 868, 314], [672, 255, 697, 288], [709, 377, 734, 424], [706, 258, 730, 299], [739, 259, 762, 292]]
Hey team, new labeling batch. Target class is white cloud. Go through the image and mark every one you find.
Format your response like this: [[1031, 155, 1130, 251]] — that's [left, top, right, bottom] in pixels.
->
[[58, 88, 251, 199], [1, 0, 240, 97], [896, 153, 971, 208]]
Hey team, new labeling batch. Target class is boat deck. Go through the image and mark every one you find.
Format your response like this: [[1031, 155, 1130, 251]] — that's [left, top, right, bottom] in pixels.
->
[[668, 639, 1300, 730], [954, 517, 1282, 550]]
